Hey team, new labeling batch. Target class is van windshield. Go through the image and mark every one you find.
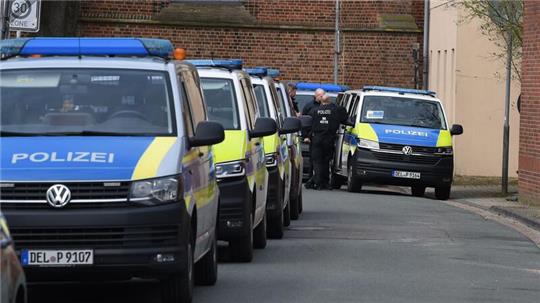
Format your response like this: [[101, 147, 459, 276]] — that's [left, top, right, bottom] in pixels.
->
[[200, 78, 240, 130], [253, 84, 270, 118], [0, 68, 175, 136], [360, 96, 447, 129]]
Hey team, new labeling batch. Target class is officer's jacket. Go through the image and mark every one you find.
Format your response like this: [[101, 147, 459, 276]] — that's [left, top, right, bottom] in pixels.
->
[[309, 103, 348, 137]]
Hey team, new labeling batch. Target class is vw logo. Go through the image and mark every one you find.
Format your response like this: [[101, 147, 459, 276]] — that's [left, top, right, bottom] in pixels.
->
[[402, 146, 413, 156], [46, 184, 71, 208]]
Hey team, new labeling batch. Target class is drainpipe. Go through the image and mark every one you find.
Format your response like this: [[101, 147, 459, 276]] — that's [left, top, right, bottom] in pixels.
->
[[422, 0, 430, 89], [333, 0, 340, 84]]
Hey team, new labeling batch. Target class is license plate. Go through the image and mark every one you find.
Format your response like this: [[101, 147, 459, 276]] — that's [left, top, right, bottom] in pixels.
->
[[21, 249, 93, 267], [392, 171, 421, 179]]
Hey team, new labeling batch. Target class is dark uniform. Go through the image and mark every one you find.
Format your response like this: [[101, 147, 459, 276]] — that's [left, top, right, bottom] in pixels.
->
[[308, 102, 348, 189]]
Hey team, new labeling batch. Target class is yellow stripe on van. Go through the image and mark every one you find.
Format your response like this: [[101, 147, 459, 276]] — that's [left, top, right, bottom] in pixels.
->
[[436, 130, 452, 147], [354, 123, 379, 142], [131, 137, 176, 180]]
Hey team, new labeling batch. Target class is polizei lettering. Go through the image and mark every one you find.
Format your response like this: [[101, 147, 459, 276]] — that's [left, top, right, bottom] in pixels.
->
[[384, 129, 429, 137], [11, 152, 115, 164]]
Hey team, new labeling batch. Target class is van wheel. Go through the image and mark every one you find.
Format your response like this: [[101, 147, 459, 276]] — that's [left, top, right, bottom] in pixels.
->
[[411, 186, 426, 197], [267, 201, 284, 239], [435, 186, 451, 200], [290, 192, 300, 220], [229, 213, 253, 262], [161, 232, 193, 303], [298, 190, 303, 214], [195, 221, 218, 286], [330, 173, 342, 189], [347, 167, 362, 193], [283, 200, 291, 227], [253, 213, 267, 249]]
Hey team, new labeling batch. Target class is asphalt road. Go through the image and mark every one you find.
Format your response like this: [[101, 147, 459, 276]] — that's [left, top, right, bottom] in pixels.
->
[[30, 187, 540, 303]]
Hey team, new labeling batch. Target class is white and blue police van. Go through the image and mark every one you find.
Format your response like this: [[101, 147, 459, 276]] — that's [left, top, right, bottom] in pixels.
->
[[0, 37, 225, 303], [332, 86, 463, 200]]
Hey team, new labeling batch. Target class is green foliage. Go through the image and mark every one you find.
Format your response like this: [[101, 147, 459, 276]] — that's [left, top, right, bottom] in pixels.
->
[[460, 0, 523, 82]]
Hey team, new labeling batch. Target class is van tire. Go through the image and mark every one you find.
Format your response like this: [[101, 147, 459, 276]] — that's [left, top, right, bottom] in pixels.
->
[[229, 213, 253, 262], [298, 190, 303, 214], [290, 192, 300, 220], [411, 186, 426, 197], [194, 222, 218, 286], [267, 207, 284, 239], [330, 173, 342, 189], [435, 186, 451, 200], [161, 231, 193, 303], [347, 167, 362, 193], [253, 213, 267, 249], [283, 200, 291, 227]]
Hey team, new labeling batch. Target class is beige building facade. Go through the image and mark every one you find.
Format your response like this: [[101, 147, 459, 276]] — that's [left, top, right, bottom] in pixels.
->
[[429, 0, 520, 177]]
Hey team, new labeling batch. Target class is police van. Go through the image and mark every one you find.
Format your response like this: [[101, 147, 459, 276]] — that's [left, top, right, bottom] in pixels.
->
[[269, 69, 304, 219], [295, 82, 350, 181], [188, 59, 277, 262], [332, 86, 463, 200], [247, 68, 301, 239], [0, 38, 225, 303]]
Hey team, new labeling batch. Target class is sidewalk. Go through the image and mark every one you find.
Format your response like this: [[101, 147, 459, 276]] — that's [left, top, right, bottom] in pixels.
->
[[439, 185, 540, 232]]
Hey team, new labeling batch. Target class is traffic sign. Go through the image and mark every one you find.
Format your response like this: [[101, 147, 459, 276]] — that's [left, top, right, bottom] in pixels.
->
[[9, 0, 41, 32]]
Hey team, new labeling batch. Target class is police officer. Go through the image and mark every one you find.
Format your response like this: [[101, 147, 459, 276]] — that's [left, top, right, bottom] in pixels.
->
[[303, 88, 325, 188], [308, 94, 348, 190]]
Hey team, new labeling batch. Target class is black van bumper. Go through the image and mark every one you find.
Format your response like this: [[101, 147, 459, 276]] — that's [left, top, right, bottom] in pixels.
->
[[4, 202, 190, 282], [217, 176, 252, 240], [351, 148, 453, 188]]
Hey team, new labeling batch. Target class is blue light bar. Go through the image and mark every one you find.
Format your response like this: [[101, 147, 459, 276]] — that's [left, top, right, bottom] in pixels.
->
[[0, 38, 174, 59], [245, 67, 268, 77], [363, 86, 436, 97], [296, 82, 350, 93], [186, 59, 243, 70], [267, 68, 280, 78]]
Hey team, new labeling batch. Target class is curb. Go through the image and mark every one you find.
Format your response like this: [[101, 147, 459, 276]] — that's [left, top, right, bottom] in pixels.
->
[[491, 206, 540, 232]]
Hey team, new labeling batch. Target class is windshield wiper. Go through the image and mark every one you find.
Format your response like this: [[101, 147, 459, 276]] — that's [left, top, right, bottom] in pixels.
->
[[0, 131, 43, 137]]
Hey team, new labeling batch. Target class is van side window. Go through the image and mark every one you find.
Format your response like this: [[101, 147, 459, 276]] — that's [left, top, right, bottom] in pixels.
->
[[177, 74, 195, 137], [239, 78, 255, 129], [182, 70, 207, 125], [349, 95, 360, 121]]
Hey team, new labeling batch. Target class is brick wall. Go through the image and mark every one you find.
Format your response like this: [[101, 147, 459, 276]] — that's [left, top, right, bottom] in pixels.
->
[[78, 0, 423, 89], [520, 1, 540, 205]]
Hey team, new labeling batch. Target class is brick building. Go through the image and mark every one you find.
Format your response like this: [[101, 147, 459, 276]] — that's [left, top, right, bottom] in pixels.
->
[[520, 1, 540, 205], [74, 0, 424, 88]]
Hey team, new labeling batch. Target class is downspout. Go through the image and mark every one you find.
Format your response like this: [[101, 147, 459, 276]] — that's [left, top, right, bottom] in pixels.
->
[[422, 0, 430, 89]]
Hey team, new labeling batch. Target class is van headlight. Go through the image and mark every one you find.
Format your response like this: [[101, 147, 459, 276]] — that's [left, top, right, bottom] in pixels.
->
[[130, 175, 181, 205], [265, 153, 278, 167], [216, 161, 245, 178], [435, 146, 453, 155], [357, 138, 379, 150]]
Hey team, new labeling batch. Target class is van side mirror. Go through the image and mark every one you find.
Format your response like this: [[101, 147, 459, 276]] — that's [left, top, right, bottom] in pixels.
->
[[250, 117, 277, 138], [189, 121, 225, 147], [450, 124, 463, 136], [279, 117, 301, 135], [344, 116, 355, 127]]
